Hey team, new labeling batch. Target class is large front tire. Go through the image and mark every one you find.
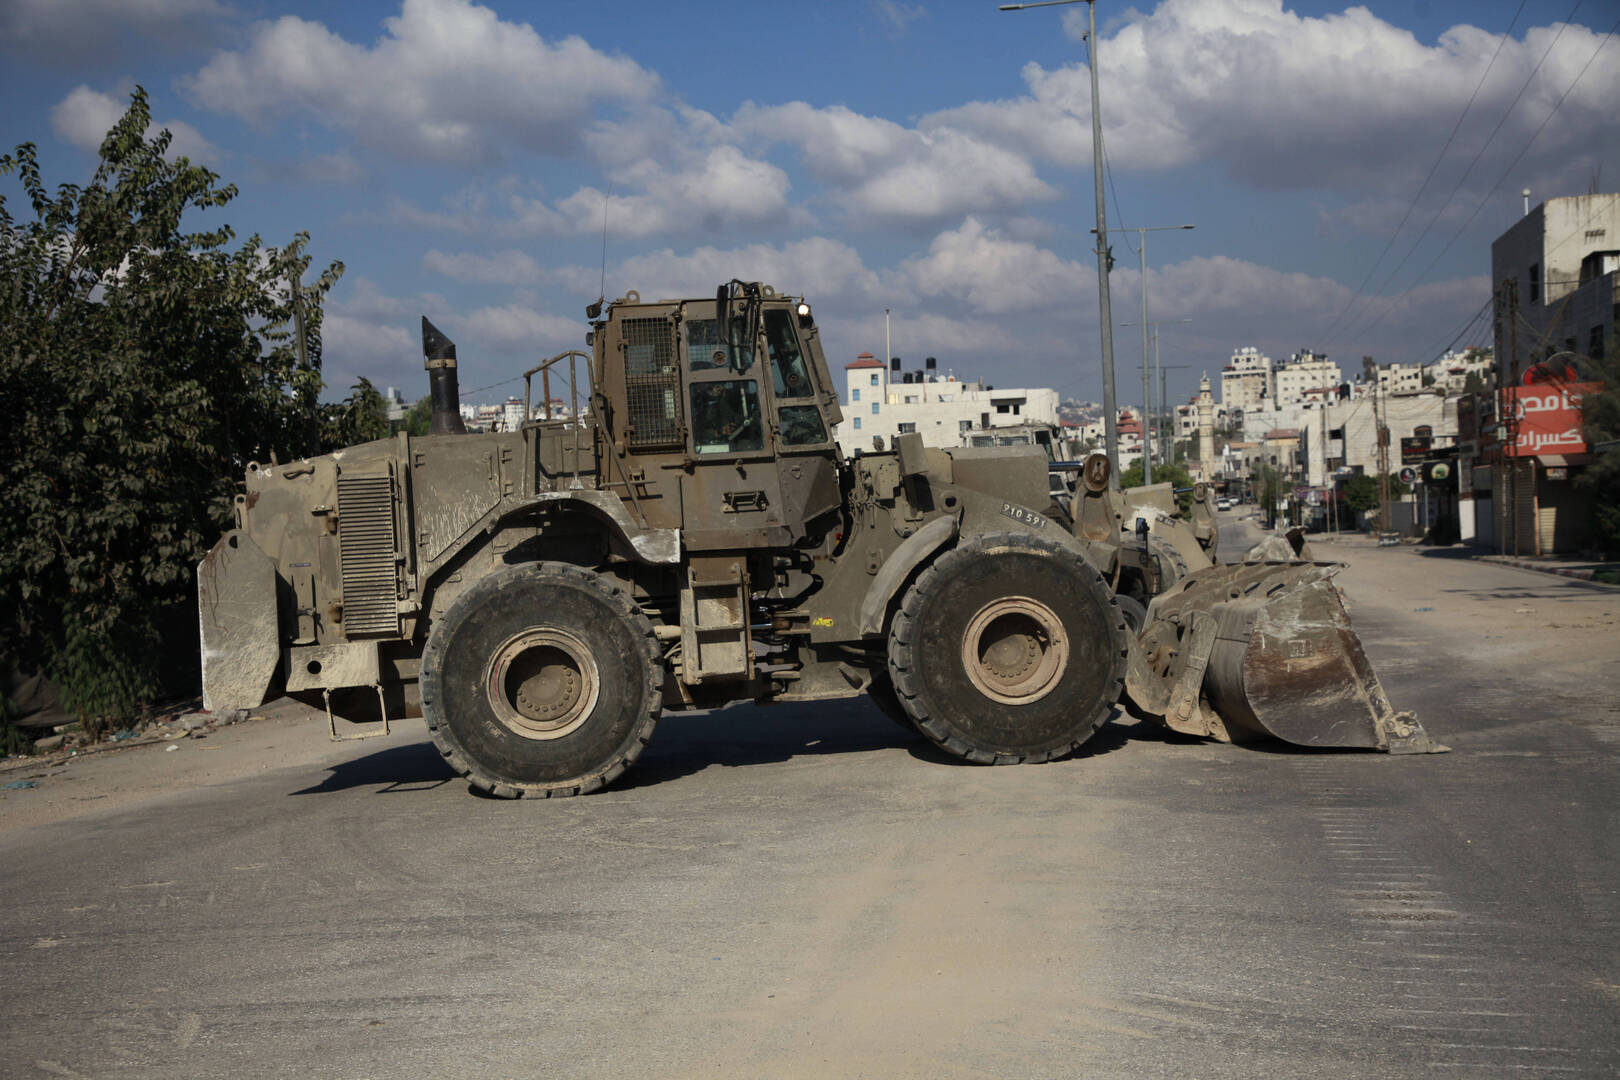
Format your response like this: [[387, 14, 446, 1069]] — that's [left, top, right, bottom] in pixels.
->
[[420, 563, 662, 798], [887, 533, 1128, 764]]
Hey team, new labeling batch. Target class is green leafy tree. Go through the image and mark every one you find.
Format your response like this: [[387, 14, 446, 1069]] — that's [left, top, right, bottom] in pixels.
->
[[322, 377, 390, 450], [1340, 472, 1411, 524], [0, 88, 343, 735], [1119, 460, 1196, 515], [1342, 474, 1380, 514], [1577, 336, 1620, 554], [1251, 462, 1282, 525], [399, 394, 432, 437]]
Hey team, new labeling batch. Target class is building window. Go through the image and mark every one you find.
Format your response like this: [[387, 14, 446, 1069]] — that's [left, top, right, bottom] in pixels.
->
[[904, 395, 917, 404], [1529, 263, 1541, 303], [871, 402, 879, 415], [853, 417, 862, 430], [898, 422, 916, 434], [959, 420, 973, 432], [852, 388, 860, 402], [870, 373, 879, 386]]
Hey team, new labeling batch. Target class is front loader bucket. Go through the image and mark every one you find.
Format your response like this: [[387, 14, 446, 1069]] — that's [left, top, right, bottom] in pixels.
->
[[198, 530, 281, 714], [1128, 562, 1445, 754]]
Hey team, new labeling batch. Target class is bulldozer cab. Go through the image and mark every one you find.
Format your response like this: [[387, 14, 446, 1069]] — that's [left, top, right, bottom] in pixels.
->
[[595, 285, 844, 552]]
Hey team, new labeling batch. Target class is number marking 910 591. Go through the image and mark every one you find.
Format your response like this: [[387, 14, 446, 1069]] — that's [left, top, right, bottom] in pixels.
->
[[1000, 502, 1046, 530]]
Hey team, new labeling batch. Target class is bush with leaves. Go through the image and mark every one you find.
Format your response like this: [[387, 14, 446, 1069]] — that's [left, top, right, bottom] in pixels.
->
[[322, 377, 391, 451], [0, 88, 344, 736], [399, 394, 432, 437], [1577, 338, 1620, 555]]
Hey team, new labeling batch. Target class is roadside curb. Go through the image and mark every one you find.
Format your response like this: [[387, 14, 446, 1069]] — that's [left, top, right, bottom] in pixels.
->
[[1477, 555, 1620, 587]]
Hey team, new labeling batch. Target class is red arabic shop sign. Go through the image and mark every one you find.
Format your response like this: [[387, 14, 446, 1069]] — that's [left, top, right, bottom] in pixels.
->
[[1502, 383, 1598, 457]]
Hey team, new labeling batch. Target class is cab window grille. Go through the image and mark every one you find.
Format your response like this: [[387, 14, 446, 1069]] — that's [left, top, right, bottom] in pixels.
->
[[622, 317, 683, 451]]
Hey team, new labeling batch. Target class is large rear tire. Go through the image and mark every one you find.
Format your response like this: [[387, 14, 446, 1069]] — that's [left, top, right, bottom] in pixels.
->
[[420, 562, 662, 798], [887, 533, 1128, 764]]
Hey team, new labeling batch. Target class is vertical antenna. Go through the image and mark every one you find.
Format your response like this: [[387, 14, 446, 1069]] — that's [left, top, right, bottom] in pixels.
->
[[597, 184, 612, 310]]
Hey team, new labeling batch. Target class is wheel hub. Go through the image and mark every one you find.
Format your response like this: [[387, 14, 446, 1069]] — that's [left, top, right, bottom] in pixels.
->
[[961, 596, 1069, 705], [485, 628, 600, 740]]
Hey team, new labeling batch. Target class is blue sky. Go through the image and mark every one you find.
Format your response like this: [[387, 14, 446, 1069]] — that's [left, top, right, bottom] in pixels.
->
[[2, 0, 1616, 409]]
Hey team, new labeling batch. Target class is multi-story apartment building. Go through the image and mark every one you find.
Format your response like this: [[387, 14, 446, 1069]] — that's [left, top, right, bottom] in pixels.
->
[[1375, 362, 1425, 396], [1482, 192, 1620, 554], [1274, 349, 1343, 407], [834, 354, 1060, 456], [1220, 346, 1273, 417], [1428, 347, 1494, 393]]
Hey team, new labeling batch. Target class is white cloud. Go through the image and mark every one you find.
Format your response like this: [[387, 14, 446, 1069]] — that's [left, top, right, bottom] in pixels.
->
[[898, 217, 1093, 313], [448, 305, 583, 350], [382, 144, 801, 240], [323, 313, 415, 366], [612, 236, 882, 306], [732, 102, 1055, 223], [557, 146, 800, 237], [184, 0, 659, 164], [924, 0, 1620, 204], [50, 85, 218, 162], [1, 0, 233, 62], [872, 1, 927, 36], [422, 249, 545, 284]]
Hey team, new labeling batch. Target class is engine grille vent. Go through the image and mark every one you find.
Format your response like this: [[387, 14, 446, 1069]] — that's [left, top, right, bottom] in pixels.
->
[[622, 317, 683, 452], [337, 473, 400, 638]]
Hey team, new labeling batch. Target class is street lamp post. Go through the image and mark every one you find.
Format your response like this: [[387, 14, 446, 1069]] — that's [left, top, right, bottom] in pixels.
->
[[1001, 0, 1121, 488], [1123, 315, 1192, 468], [1113, 224, 1194, 483]]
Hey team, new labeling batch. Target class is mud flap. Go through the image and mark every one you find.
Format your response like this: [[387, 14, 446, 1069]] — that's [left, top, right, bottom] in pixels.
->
[[198, 531, 281, 714], [1133, 562, 1446, 754]]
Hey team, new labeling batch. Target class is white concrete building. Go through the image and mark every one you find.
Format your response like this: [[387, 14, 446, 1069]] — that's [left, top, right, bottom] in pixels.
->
[[1428, 347, 1493, 393], [834, 354, 1060, 455], [1376, 362, 1425, 396], [501, 397, 525, 432], [1485, 191, 1620, 554], [1220, 347, 1274, 415], [1274, 349, 1342, 407], [1294, 391, 1451, 488]]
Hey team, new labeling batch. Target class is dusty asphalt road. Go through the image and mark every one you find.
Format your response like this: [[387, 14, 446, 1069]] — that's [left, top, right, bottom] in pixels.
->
[[1, 514, 1617, 1078]]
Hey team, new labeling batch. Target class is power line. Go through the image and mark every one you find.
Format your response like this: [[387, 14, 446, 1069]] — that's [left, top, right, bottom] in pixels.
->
[[458, 374, 523, 400], [1337, 3, 1585, 346], [1414, 293, 1495, 368], [1341, 13, 1616, 347], [1319, 0, 1529, 344]]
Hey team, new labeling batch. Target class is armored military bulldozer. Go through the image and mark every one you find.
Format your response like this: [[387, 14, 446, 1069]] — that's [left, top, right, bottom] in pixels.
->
[[198, 281, 1438, 799]]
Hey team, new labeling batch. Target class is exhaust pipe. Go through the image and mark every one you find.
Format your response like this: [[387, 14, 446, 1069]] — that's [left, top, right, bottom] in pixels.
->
[[422, 316, 466, 435]]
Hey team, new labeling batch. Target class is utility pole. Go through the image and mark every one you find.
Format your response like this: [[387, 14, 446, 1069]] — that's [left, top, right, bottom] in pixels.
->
[[1503, 280, 1519, 556], [1374, 365, 1391, 539], [1003, 0, 1120, 487], [1122, 319, 1192, 469], [288, 264, 319, 455], [1114, 224, 1195, 484]]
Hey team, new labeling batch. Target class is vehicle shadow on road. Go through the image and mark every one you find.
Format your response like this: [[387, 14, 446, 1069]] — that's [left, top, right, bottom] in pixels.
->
[[616, 701, 924, 790], [289, 702, 1170, 797], [289, 743, 459, 795]]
